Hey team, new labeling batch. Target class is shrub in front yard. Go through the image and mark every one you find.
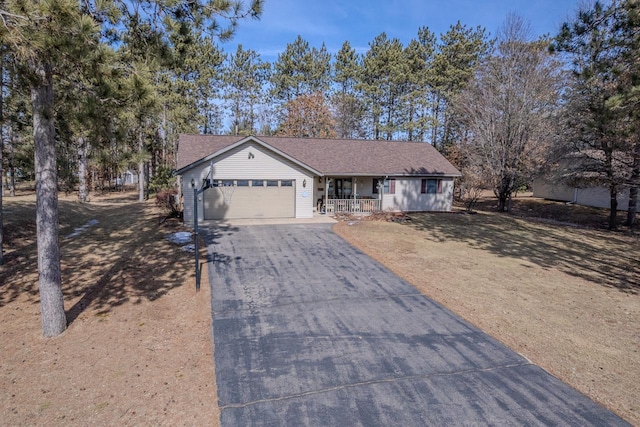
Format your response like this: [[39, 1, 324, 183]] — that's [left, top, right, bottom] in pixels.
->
[[155, 189, 180, 217]]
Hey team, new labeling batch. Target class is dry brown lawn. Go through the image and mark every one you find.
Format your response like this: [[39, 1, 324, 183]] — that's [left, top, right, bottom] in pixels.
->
[[0, 191, 219, 426], [334, 197, 639, 425], [2, 189, 639, 425]]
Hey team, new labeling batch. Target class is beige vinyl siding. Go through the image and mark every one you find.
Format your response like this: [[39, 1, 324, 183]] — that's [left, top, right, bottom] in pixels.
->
[[575, 186, 640, 210], [381, 178, 454, 212], [182, 142, 314, 226], [533, 179, 640, 210], [576, 187, 613, 209], [532, 179, 576, 202]]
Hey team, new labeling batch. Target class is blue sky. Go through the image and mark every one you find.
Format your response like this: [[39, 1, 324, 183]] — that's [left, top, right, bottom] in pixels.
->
[[225, 0, 581, 61]]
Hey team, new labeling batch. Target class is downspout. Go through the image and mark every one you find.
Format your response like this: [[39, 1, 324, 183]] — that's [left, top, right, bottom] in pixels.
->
[[573, 187, 578, 204], [177, 175, 182, 213]]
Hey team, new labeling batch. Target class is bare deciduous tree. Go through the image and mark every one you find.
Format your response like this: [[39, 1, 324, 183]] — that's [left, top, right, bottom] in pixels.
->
[[278, 92, 337, 138], [454, 15, 563, 211]]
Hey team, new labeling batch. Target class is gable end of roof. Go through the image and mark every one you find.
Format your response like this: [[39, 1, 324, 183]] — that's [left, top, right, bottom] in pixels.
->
[[175, 135, 323, 176]]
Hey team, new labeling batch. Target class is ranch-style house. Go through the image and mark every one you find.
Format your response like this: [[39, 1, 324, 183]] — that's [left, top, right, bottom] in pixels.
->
[[175, 134, 461, 226]]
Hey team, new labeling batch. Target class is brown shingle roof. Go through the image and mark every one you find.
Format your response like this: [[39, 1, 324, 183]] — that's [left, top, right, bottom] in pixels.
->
[[177, 134, 461, 176]]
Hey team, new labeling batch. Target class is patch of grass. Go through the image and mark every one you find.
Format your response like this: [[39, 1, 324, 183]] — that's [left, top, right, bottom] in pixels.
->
[[413, 208, 638, 293], [1, 192, 191, 311]]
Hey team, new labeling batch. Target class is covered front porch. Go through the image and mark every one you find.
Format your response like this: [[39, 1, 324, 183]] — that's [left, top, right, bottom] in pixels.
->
[[315, 176, 383, 215]]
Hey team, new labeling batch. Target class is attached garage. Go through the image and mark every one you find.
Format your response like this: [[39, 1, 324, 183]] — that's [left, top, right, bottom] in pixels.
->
[[203, 179, 295, 220], [179, 137, 318, 226]]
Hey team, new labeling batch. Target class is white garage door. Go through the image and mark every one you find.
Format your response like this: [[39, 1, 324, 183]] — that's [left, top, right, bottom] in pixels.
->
[[203, 179, 295, 220]]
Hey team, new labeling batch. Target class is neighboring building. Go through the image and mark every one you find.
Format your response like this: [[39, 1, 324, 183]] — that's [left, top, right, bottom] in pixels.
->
[[533, 178, 640, 210], [176, 134, 461, 226], [122, 170, 138, 185]]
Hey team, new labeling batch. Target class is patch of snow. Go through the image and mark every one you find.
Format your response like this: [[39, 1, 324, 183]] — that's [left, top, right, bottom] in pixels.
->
[[167, 231, 193, 244], [181, 244, 195, 252], [66, 219, 99, 239]]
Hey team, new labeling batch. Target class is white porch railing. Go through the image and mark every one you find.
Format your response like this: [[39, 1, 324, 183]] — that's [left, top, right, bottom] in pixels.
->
[[326, 198, 381, 214]]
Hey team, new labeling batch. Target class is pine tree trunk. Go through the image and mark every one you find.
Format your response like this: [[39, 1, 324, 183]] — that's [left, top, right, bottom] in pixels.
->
[[78, 137, 88, 203], [0, 131, 3, 265], [625, 137, 639, 227], [608, 183, 618, 231], [138, 128, 145, 202], [0, 54, 4, 265], [431, 95, 440, 149], [9, 163, 15, 196], [0, 141, 3, 263], [442, 109, 450, 151], [138, 161, 145, 201], [8, 127, 15, 196], [31, 61, 66, 337], [627, 186, 638, 227], [161, 106, 167, 167]]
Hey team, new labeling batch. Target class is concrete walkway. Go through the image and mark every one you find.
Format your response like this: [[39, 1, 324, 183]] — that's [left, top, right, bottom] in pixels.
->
[[203, 223, 628, 426]]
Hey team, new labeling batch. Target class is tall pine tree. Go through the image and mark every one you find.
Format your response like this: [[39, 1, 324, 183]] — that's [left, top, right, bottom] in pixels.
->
[[0, 0, 105, 336], [0, 0, 263, 336], [429, 22, 490, 151], [333, 41, 365, 139], [223, 44, 270, 135], [360, 33, 408, 140], [552, 1, 632, 230]]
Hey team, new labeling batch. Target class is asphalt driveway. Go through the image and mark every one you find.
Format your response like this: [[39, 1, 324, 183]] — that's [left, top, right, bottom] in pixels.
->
[[202, 223, 628, 426]]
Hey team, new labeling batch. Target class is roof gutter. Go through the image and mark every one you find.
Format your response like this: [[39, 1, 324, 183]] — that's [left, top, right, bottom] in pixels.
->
[[324, 173, 462, 177]]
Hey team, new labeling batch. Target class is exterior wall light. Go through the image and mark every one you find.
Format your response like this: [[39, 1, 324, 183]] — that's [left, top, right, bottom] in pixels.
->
[[303, 179, 307, 188], [190, 178, 195, 188]]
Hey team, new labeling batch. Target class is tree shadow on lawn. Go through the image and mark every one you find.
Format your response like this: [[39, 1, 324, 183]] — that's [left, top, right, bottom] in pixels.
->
[[1, 197, 201, 325], [62, 202, 198, 324], [1, 198, 100, 307], [408, 212, 639, 294]]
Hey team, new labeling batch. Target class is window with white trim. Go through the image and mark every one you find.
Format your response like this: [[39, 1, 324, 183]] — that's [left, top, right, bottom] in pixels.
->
[[373, 178, 395, 194]]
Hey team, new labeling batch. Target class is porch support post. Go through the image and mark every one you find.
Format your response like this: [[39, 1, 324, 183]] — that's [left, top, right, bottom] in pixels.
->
[[325, 177, 329, 213], [353, 177, 357, 200]]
